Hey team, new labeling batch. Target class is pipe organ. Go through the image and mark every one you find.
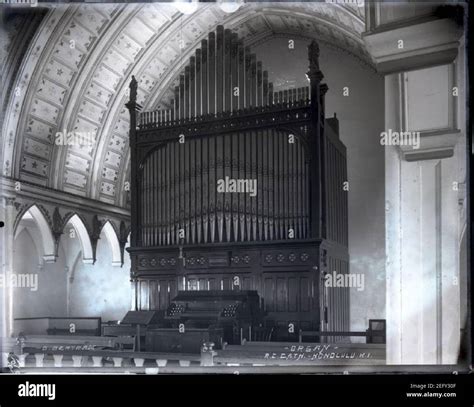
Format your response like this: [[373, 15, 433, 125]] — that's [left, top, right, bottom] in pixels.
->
[[127, 27, 349, 342], [138, 131, 310, 246]]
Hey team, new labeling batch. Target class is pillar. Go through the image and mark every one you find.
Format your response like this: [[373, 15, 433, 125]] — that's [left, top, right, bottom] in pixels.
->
[[1, 197, 16, 341], [364, 2, 465, 365]]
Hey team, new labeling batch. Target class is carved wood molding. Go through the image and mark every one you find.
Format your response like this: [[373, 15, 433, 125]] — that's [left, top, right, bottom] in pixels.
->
[[363, 18, 462, 74], [400, 128, 461, 162]]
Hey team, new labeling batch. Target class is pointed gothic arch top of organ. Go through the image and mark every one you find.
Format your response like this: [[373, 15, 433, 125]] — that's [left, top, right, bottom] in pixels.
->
[[127, 26, 349, 335]]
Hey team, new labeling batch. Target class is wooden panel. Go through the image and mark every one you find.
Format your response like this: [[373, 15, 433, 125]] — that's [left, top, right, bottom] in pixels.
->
[[276, 277, 287, 312], [169, 279, 177, 304], [242, 276, 252, 291], [288, 277, 298, 312], [198, 278, 206, 291], [300, 277, 310, 312], [187, 278, 198, 291], [264, 277, 274, 312], [208, 277, 217, 290], [262, 273, 314, 318], [221, 277, 232, 291], [149, 280, 157, 310], [141, 280, 149, 310], [158, 280, 167, 310]]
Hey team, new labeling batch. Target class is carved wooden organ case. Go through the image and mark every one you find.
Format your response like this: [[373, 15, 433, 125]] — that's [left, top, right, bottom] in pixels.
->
[[126, 26, 349, 340]]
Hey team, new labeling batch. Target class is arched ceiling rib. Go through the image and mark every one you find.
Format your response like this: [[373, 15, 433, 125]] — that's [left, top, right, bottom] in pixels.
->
[[2, 2, 369, 209]]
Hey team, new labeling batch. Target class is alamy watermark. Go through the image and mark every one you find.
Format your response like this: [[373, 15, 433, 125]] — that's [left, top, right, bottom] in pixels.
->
[[18, 382, 55, 401], [324, 271, 364, 291], [380, 129, 420, 150], [217, 176, 257, 197], [0, 273, 38, 291], [54, 130, 96, 146]]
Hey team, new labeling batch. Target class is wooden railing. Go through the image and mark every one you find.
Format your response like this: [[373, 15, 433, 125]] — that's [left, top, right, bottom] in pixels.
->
[[299, 319, 386, 344], [1, 350, 202, 371], [1, 332, 386, 372], [1, 335, 205, 371]]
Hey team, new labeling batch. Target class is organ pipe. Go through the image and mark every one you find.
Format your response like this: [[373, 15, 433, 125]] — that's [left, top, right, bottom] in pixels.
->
[[136, 26, 316, 246]]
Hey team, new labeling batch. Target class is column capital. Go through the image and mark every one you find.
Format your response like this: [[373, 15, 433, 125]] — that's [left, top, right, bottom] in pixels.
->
[[400, 129, 461, 162], [3, 197, 16, 207], [363, 18, 462, 74]]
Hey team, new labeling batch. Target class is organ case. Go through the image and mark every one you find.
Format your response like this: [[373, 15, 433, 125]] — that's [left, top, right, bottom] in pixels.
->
[[127, 27, 349, 342]]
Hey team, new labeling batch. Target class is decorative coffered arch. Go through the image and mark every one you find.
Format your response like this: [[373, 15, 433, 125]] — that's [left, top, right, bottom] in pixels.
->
[[2, 2, 369, 210]]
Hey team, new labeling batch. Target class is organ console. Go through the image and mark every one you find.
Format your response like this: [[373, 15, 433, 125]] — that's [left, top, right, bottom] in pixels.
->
[[145, 290, 263, 352], [127, 26, 350, 343], [165, 290, 263, 343]]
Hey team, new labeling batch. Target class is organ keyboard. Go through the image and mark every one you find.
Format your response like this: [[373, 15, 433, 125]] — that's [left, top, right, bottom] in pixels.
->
[[166, 291, 261, 322], [144, 291, 263, 353], [164, 290, 263, 345]]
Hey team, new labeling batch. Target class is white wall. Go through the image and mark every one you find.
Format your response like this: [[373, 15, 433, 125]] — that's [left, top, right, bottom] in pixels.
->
[[12, 219, 132, 325], [385, 62, 465, 364], [13, 228, 68, 319], [69, 229, 131, 322]]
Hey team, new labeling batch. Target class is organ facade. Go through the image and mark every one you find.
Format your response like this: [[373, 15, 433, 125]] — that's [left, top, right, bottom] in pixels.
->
[[127, 26, 350, 341]]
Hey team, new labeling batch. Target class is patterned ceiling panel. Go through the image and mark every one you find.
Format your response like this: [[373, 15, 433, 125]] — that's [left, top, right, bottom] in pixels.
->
[[3, 2, 369, 207], [5, 4, 121, 189]]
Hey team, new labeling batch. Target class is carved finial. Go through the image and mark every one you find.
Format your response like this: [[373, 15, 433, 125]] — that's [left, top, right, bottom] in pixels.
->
[[129, 75, 138, 104], [119, 220, 127, 242], [92, 215, 102, 239], [52, 207, 63, 234], [308, 40, 320, 67], [307, 40, 323, 83], [90, 215, 103, 265]]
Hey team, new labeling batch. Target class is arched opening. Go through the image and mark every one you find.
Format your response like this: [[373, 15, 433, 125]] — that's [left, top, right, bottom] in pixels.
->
[[65, 214, 94, 264], [68, 223, 131, 322], [101, 221, 122, 267], [16, 205, 56, 262], [12, 222, 68, 323]]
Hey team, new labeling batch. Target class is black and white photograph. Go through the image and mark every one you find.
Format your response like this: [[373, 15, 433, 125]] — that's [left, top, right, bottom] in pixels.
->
[[0, 0, 471, 399]]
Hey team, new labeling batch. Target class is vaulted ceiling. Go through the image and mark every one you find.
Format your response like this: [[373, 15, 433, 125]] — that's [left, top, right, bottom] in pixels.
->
[[2, 2, 368, 209]]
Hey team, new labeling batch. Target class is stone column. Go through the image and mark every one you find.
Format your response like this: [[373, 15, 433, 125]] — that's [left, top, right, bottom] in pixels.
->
[[1, 197, 16, 339]]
